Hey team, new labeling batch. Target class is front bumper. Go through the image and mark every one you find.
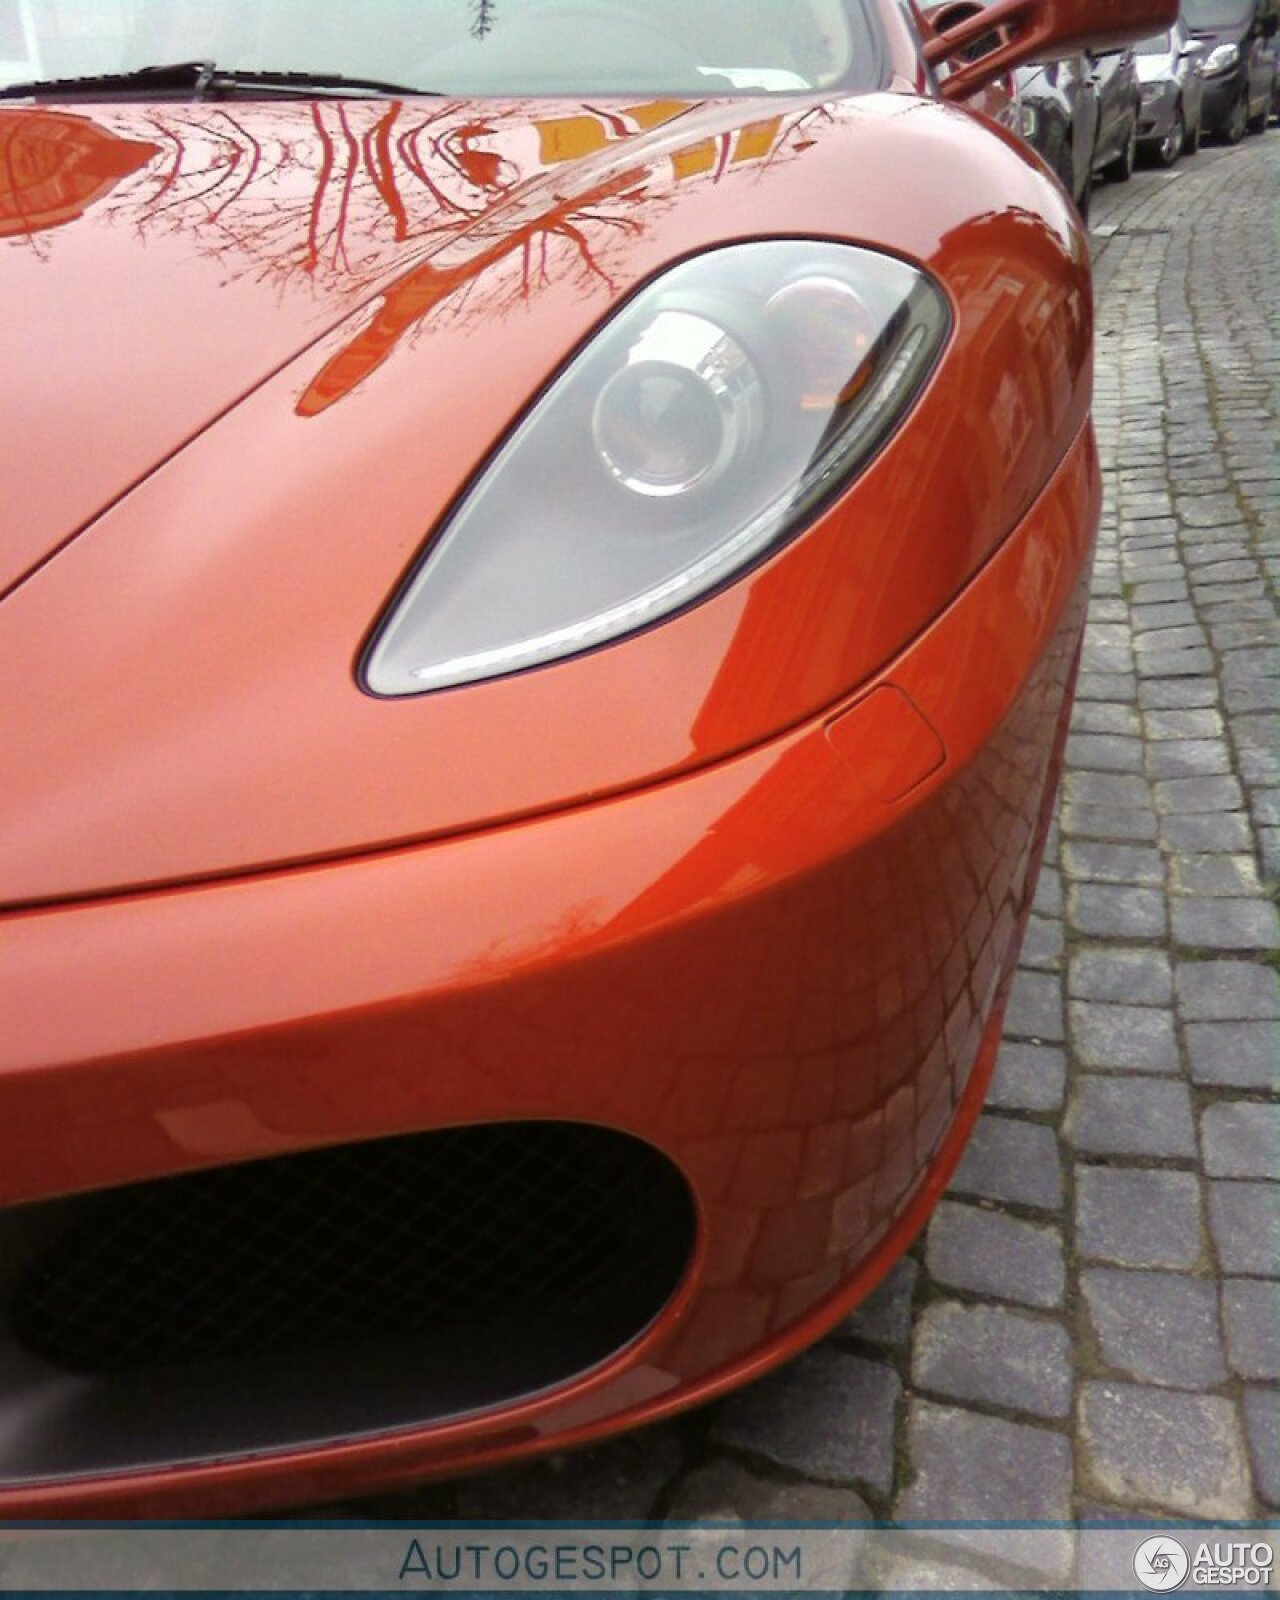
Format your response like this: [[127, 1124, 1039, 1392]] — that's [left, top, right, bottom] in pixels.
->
[[1200, 68, 1245, 128], [0, 425, 1098, 1516], [1137, 84, 1178, 142]]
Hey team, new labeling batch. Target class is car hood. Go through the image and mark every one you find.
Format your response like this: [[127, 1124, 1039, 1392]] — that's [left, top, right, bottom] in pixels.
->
[[1188, 20, 1249, 44], [1136, 52, 1178, 81], [0, 91, 1093, 907], [1, 96, 714, 597]]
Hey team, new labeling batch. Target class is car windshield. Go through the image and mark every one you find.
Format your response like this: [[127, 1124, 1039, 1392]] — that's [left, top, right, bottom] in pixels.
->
[[1134, 30, 1173, 51], [0, 0, 880, 96], [1183, 0, 1254, 27]]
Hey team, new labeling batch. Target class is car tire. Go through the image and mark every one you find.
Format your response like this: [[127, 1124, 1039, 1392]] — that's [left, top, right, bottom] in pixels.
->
[[1225, 88, 1249, 143], [1157, 105, 1185, 165], [1187, 110, 1202, 154], [1104, 113, 1138, 180], [1075, 169, 1092, 224]]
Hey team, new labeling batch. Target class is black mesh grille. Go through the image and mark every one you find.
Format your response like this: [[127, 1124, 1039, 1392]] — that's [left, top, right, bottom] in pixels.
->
[[10, 1122, 695, 1377]]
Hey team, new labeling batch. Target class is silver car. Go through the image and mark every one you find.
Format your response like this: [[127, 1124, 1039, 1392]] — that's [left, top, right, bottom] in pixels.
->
[[1135, 17, 1207, 161]]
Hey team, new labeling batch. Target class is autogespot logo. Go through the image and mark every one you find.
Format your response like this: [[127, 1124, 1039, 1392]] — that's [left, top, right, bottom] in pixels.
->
[[1134, 1535, 1191, 1592]]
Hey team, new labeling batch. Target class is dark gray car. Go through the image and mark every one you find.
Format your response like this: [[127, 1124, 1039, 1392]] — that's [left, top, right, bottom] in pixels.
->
[[1187, 0, 1279, 139], [1016, 56, 1099, 216], [1089, 45, 1143, 178], [1135, 18, 1207, 162]]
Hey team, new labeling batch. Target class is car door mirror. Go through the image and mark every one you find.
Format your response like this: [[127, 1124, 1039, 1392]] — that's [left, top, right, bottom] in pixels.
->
[[927, 0, 1178, 100], [925, 0, 1005, 59]]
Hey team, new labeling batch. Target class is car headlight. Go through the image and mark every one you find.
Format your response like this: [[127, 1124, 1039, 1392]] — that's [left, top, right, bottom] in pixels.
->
[[364, 241, 949, 696], [1202, 42, 1240, 75]]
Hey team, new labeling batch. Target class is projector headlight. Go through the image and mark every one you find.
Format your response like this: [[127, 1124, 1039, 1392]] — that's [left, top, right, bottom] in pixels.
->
[[364, 241, 950, 696]]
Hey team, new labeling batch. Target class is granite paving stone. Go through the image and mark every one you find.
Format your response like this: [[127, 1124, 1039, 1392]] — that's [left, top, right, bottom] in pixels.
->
[[665, 1459, 871, 1526], [1069, 883, 1167, 940], [1081, 1268, 1227, 1388], [1169, 852, 1262, 896], [925, 1203, 1064, 1310], [1185, 1020, 1280, 1090], [1068, 1076, 1195, 1160], [1069, 946, 1172, 1007], [1062, 840, 1164, 885], [1162, 811, 1257, 852], [1242, 1390, 1280, 1509], [1079, 1383, 1252, 1519], [835, 1257, 919, 1351], [896, 1403, 1073, 1577], [1069, 1001, 1180, 1073], [1176, 960, 1280, 1020], [1221, 1280, 1280, 1380], [911, 1302, 1072, 1419], [1061, 804, 1159, 841], [1003, 970, 1065, 1042], [709, 1347, 900, 1497], [1018, 915, 1064, 972], [948, 1115, 1063, 1211], [986, 1042, 1067, 1114], [1075, 1167, 1203, 1270], [1201, 1102, 1280, 1180], [1172, 896, 1280, 951], [1207, 1182, 1280, 1278]]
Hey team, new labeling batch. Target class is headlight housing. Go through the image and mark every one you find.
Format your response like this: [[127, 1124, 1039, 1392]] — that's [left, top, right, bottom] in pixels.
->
[[364, 241, 949, 697], [1202, 42, 1240, 75]]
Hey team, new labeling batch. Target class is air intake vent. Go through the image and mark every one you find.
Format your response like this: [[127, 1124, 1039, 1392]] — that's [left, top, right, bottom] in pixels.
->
[[11, 1121, 695, 1378]]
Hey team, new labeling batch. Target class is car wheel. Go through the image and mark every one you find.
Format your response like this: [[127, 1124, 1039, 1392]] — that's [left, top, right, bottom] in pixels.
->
[[1225, 88, 1249, 142], [1075, 168, 1092, 224], [1104, 113, 1138, 180], [1187, 110, 1202, 154], [1158, 106, 1185, 165]]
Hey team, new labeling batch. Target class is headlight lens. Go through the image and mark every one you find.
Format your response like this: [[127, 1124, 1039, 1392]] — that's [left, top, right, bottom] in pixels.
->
[[364, 241, 949, 696], [1203, 42, 1239, 75]]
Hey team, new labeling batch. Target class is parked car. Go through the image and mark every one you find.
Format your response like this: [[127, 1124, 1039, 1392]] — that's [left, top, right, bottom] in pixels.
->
[[1089, 44, 1144, 176], [1016, 56, 1100, 214], [0, 0, 1176, 1517], [1135, 18, 1207, 161], [1186, 0, 1279, 138]]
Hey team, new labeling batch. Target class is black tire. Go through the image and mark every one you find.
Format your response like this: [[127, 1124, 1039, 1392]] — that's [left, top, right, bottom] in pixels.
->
[[1187, 110, 1202, 154], [1103, 112, 1138, 181], [1225, 88, 1249, 143], [1075, 169, 1092, 224], [1157, 106, 1186, 166]]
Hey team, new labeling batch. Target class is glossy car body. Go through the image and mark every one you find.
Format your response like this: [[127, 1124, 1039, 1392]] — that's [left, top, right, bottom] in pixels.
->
[[1088, 43, 1142, 175], [1015, 55, 1100, 210], [1135, 20, 1206, 162], [1188, 0, 1279, 137], [0, 0, 1173, 1518]]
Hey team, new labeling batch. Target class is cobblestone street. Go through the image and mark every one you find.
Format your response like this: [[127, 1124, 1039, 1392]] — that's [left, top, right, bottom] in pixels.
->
[[349, 132, 1279, 1571]]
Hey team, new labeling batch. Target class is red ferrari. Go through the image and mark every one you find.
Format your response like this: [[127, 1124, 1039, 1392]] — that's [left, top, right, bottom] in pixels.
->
[[0, 0, 1171, 1517]]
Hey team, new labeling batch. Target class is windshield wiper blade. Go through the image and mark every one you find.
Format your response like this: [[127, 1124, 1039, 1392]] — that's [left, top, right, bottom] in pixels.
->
[[0, 61, 437, 101]]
